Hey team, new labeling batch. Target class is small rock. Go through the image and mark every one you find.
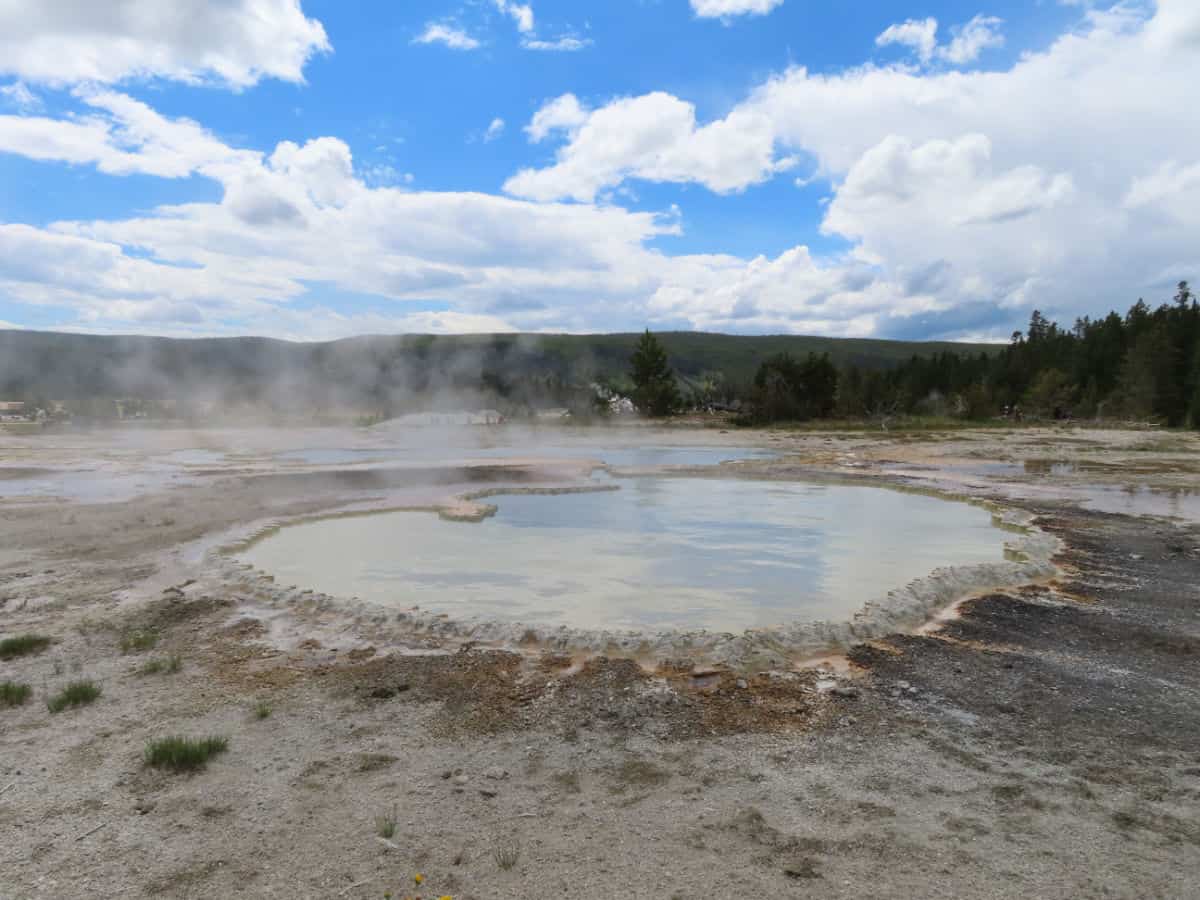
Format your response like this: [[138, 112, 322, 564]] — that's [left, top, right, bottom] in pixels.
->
[[483, 766, 509, 781], [452, 774, 470, 786], [735, 678, 748, 690], [830, 686, 859, 699], [479, 789, 498, 799]]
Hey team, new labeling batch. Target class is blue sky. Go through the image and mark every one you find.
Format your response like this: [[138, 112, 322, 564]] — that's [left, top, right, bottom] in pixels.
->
[[0, 1, 1196, 340]]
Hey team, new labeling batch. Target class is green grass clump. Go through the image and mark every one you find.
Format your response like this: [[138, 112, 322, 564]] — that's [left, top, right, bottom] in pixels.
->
[[1, 681, 32, 707], [375, 805, 398, 839], [144, 735, 228, 772], [254, 701, 271, 720], [0, 634, 52, 660], [120, 629, 158, 654], [46, 680, 101, 713], [138, 654, 182, 676]]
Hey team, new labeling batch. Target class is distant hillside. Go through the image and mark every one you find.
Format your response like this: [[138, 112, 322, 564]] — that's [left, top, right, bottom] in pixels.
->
[[0, 329, 997, 414]]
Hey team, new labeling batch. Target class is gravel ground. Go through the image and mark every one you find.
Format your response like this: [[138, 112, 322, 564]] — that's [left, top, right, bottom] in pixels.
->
[[1, 424, 1198, 898]]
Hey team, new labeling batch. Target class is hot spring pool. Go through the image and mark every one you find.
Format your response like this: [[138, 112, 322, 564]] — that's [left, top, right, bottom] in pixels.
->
[[239, 478, 1016, 633]]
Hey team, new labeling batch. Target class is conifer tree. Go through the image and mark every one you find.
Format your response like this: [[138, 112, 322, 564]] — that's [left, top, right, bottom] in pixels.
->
[[629, 330, 682, 417]]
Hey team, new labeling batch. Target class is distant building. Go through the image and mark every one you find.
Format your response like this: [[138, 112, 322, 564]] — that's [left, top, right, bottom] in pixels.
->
[[0, 401, 26, 422], [386, 409, 505, 427]]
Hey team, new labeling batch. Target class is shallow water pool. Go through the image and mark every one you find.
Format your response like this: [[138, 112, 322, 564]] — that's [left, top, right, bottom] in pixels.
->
[[240, 478, 1010, 633], [276, 444, 773, 468]]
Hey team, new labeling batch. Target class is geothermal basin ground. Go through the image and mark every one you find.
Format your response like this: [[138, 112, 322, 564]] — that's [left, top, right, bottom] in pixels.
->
[[1, 423, 1198, 898]]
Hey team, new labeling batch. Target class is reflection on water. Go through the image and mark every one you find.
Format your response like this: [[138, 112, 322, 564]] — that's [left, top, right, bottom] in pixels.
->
[[1063, 484, 1200, 520], [240, 478, 1008, 633], [932, 458, 1200, 522]]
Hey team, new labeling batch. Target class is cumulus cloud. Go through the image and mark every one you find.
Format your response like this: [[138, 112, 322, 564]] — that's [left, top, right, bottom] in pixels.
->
[[497, 2, 1199, 336], [1124, 159, 1200, 212], [525, 94, 590, 142], [0, 0, 329, 88], [0, 92, 891, 339], [413, 23, 481, 50], [505, 92, 791, 202], [690, 0, 785, 19], [2, 1, 1198, 341]]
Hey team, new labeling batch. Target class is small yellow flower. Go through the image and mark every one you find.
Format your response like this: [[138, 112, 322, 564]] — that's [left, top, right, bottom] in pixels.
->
[[414, 874, 424, 885]]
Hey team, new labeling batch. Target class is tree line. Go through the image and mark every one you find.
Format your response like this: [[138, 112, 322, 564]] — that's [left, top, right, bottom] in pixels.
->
[[631, 282, 1200, 428]]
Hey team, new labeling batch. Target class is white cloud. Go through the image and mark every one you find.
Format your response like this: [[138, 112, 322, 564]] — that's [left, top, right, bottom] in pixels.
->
[[0, 0, 329, 88], [1144, 0, 1200, 48], [876, 18, 939, 63], [522, 36, 591, 52], [484, 118, 506, 142], [498, 3, 1200, 336], [825, 135, 1073, 232], [0, 81, 40, 111], [493, 0, 535, 34], [0, 94, 893, 339], [1124, 159, 1200, 210], [506, 92, 790, 202], [1, 1, 1198, 342], [413, 23, 481, 50], [488, 0, 588, 52], [940, 15, 1005, 64], [525, 94, 590, 142], [0, 89, 258, 178], [875, 15, 1003, 66], [690, 0, 785, 19]]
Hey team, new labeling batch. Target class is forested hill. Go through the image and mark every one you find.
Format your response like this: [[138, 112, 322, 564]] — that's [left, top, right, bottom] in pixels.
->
[[0, 329, 994, 411]]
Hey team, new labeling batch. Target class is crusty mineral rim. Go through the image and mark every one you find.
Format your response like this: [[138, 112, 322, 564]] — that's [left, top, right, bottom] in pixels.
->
[[214, 475, 1063, 670]]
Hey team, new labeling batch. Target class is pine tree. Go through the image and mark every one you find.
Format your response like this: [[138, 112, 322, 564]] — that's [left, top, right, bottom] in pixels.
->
[[629, 330, 682, 417]]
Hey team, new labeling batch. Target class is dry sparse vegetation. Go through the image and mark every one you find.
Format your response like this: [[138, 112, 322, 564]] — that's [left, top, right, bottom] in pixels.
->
[[494, 840, 520, 871], [120, 629, 159, 654], [138, 654, 182, 675]]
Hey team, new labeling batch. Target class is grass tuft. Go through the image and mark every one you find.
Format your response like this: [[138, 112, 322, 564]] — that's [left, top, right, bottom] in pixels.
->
[[120, 629, 158, 654], [375, 805, 398, 839], [46, 679, 101, 713], [494, 840, 521, 871], [254, 701, 271, 720], [144, 735, 229, 772], [0, 634, 52, 660], [1, 680, 33, 707], [138, 654, 182, 676]]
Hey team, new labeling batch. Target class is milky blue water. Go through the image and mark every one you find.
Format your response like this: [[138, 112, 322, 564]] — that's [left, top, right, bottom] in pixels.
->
[[240, 477, 1009, 632]]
